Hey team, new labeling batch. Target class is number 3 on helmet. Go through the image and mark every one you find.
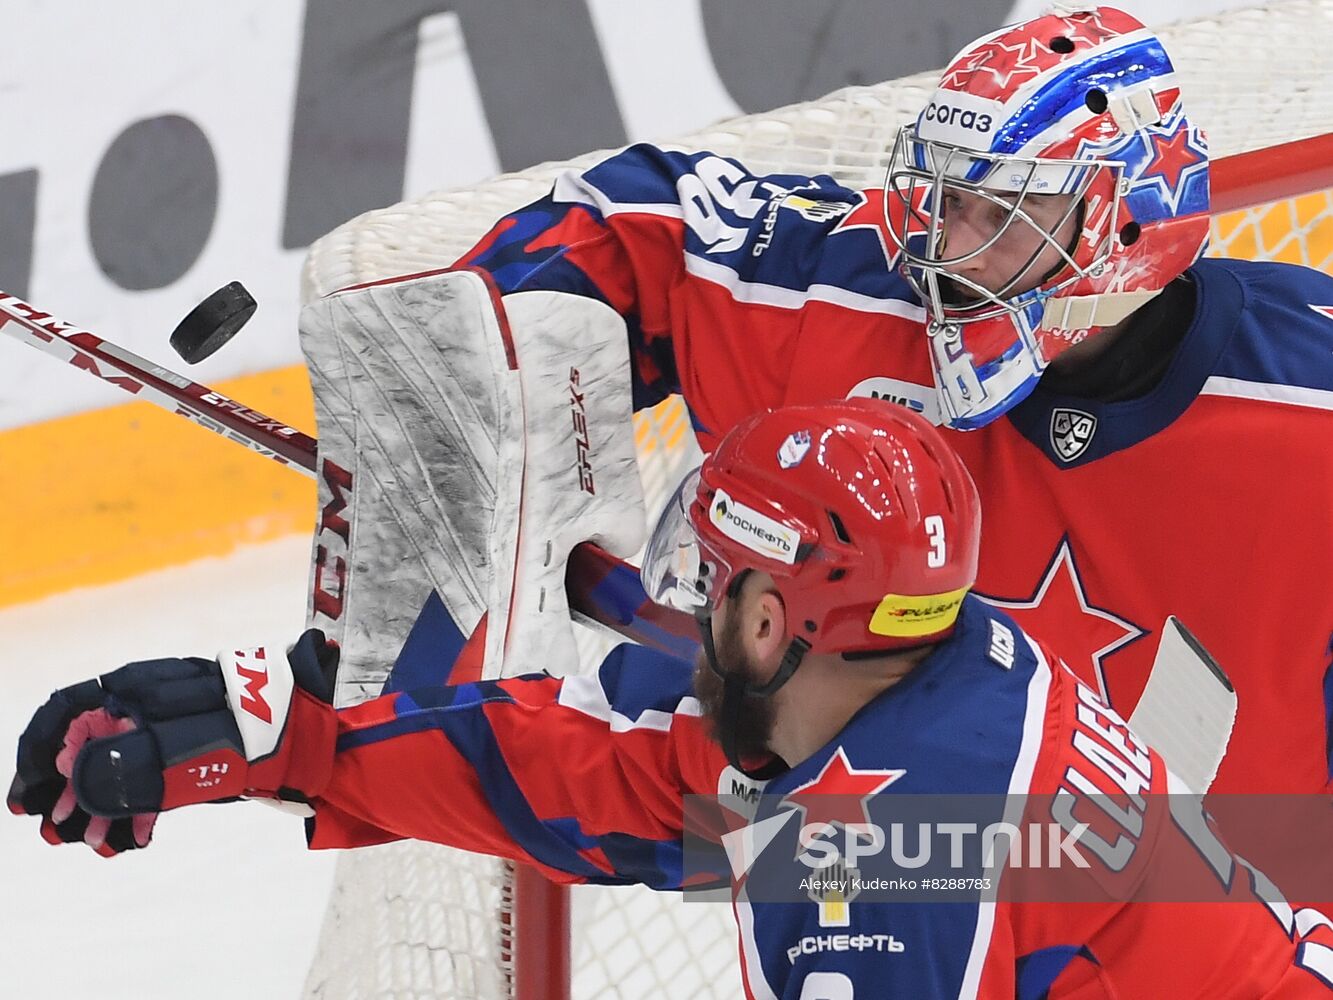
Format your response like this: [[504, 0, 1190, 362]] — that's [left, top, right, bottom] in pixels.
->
[[642, 398, 982, 655]]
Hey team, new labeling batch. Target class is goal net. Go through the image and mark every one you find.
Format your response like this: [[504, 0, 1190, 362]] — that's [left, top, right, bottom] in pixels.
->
[[298, 2, 1333, 996]]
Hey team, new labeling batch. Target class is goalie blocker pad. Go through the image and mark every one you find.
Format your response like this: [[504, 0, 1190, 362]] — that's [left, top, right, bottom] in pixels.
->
[[299, 269, 645, 705]]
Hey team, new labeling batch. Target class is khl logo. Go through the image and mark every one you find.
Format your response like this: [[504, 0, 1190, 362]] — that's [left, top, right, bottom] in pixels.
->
[[1050, 408, 1098, 463]]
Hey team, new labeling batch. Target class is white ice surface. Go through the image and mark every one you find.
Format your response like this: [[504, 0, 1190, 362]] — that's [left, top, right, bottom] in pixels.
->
[[0, 535, 336, 1000]]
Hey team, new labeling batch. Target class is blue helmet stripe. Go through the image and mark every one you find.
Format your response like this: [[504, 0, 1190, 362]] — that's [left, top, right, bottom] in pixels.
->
[[990, 38, 1172, 156]]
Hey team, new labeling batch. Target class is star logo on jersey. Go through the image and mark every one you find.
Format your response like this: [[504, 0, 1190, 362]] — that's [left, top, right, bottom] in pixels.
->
[[977, 538, 1147, 702], [1050, 407, 1097, 462], [830, 190, 898, 268], [1308, 305, 1333, 322], [779, 747, 905, 831]]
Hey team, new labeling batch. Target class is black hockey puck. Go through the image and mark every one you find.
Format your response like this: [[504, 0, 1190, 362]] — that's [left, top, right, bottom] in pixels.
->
[[169, 281, 257, 364]]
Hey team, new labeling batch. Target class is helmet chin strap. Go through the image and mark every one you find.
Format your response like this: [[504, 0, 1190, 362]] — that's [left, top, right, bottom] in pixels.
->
[[697, 600, 810, 780]]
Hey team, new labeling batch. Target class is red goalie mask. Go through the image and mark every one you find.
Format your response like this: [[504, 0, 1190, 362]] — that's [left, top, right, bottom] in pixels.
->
[[883, 5, 1210, 429]]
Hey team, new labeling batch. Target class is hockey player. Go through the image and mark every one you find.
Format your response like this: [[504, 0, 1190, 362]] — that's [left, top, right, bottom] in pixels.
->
[[448, 6, 1333, 796], [11, 400, 1333, 997]]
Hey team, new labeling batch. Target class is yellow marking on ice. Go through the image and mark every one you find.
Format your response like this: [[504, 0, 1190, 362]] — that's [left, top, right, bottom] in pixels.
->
[[0, 365, 316, 607]]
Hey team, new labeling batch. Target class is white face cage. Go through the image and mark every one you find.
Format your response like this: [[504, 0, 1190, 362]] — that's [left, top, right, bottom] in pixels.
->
[[884, 125, 1126, 331]]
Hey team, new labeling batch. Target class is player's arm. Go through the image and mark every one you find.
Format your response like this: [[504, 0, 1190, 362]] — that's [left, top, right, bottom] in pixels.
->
[[453, 142, 850, 418], [311, 642, 727, 887], [8, 632, 728, 888]]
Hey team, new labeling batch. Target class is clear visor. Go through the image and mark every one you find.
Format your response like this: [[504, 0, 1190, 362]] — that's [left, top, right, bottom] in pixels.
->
[[641, 466, 732, 613]]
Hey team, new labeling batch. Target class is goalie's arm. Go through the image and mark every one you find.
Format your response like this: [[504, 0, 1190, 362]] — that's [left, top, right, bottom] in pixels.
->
[[453, 142, 854, 436], [311, 643, 729, 888]]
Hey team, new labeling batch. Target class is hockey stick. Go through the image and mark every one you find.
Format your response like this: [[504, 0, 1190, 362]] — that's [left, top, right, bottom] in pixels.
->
[[0, 289, 699, 659], [0, 291, 315, 470], [1125, 616, 1237, 793]]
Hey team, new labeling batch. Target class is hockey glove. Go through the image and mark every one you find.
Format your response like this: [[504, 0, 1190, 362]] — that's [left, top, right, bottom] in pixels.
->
[[7, 629, 339, 857]]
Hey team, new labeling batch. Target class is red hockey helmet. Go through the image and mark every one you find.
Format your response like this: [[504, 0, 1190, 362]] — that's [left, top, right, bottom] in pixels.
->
[[642, 398, 981, 655]]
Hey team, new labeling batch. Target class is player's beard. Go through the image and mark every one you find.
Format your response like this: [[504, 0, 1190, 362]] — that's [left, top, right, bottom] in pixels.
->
[[691, 613, 778, 763]]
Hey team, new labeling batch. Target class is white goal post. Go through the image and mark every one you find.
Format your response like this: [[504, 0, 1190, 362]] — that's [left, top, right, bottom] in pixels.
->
[[299, 2, 1333, 997]]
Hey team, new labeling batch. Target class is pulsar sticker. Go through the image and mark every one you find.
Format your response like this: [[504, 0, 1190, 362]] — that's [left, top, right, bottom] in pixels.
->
[[868, 587, 969, 638]]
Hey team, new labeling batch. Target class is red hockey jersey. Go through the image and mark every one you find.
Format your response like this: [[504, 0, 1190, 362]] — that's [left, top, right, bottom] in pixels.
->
[[311, 598, 1333, 998], [456, 144, 1333, 796]]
